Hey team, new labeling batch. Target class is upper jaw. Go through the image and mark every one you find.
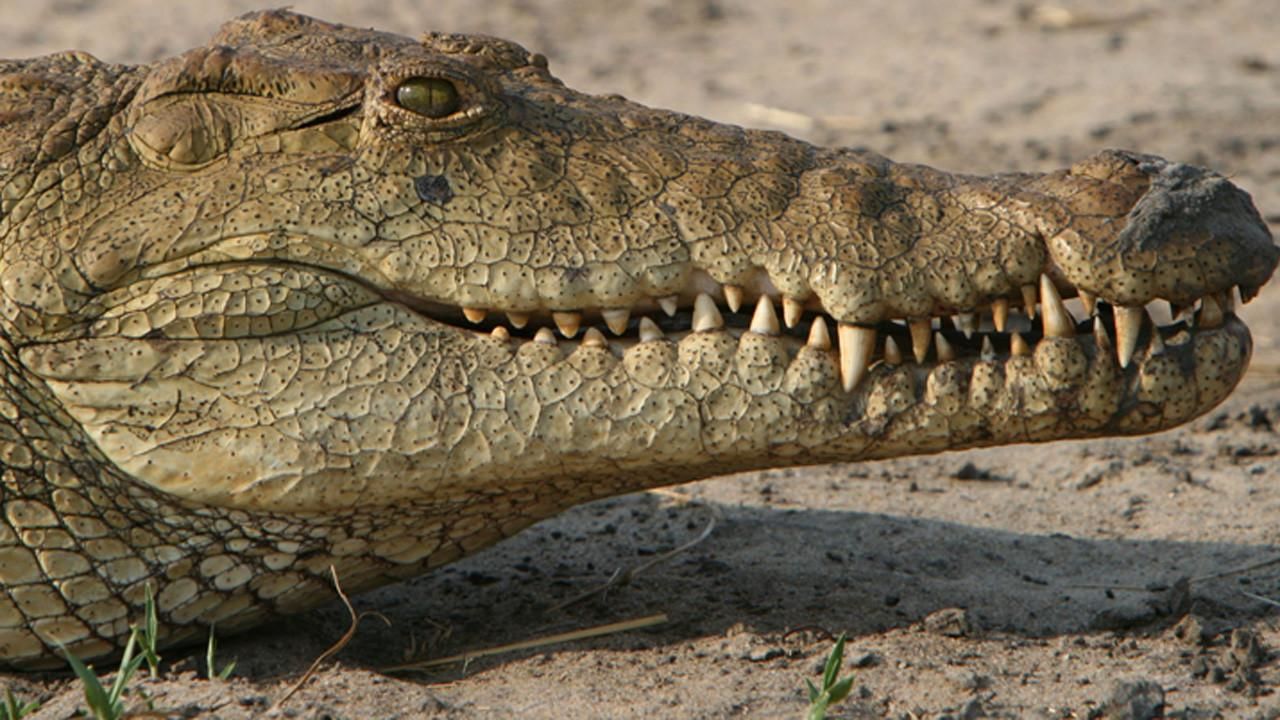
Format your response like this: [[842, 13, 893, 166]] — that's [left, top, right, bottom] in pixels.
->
[[381, 148, 1276, 395]]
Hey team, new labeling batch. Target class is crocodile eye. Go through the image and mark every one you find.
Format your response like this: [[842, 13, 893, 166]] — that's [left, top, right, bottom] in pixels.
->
[[395, 77, 461, 118]]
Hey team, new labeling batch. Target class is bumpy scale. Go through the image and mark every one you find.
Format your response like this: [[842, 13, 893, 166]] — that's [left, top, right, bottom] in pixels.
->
[[0, 10, 1275, 667]]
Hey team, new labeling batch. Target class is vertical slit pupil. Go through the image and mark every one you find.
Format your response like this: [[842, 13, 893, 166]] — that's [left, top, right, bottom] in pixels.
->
[[395, 77, 461, 118]]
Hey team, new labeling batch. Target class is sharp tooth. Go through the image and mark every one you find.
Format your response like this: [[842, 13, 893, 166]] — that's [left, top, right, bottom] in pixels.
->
[[749, 296, 780, 336], [1170, 301, 1192, 322], [552, 311, 582, 338], [490, 326, 511, 341], [638, 317, 664, 342], [807, 316, 832, 349], [692, 293, 724, 332], [658, 295, 679, 317], [1078, 290, 1097, 316], [909, 319, 932, 363], [884, 335, 903, 365], [1039, 274, 1075, 337], [1021, 284, 1038, 319], [581, 327, 608, 347], [507, 311, 530, 329], [782, 296, 805, 328], [1092, 315, 1114, 359], [1222, 289, 1236, 313], [955, 312, 976, 339], [1113, 306, 1145, 368], [534, 327, 557, 345], [935, 331, 955, 361], [723, 284, 745, 313], [602, 308, 630, 335], [463, 307, 488, 324], [1010, 332, 1030, 356], [980, 336, 995, 360], [837, 323, 876, 392], [1198, 295, 1224, 328], [992, 298, 1009, 332]]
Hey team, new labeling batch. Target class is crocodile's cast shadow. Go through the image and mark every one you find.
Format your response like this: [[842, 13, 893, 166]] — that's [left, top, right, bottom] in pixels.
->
[[220, 484, 1276, 677]]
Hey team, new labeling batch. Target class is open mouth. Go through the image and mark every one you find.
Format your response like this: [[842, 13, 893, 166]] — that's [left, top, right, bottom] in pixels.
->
[[387, 268, 1247, 394]]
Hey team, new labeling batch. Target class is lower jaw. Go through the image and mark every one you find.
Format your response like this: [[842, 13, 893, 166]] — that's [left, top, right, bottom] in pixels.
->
[[828, 316, 1252, 463]]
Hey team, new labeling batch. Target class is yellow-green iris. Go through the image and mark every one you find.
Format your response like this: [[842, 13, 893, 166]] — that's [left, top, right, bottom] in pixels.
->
[[395, 77, 461, 119]]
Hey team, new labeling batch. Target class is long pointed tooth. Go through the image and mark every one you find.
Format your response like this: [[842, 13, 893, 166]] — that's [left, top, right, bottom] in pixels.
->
[[534, 327, 557, 345], [749, 296, 780, 336], [1113, 306, 1145, 368], [463, 307, 488, 324], [638, 317, 664, 342], [1198, 295, 1224, 328], [657, 295, 679, 317], [909, 319, 932, 363], [602, 308, 631, 335], [552, 311, 582, 338], [1078, 290, 1097, 317], [1039, 274, 1075, 337], [884, 335, 903, 365], [837, 323, 876, 392], [955, 312, 977, 339], [507, 311, 530, 329], [992, 298, 1009, 332], [1092, 315, 1114, 360], [490, 326, 511, 341], [1010, 332, 1030, 356], [692, 293, 724, 332], [581, 327, 608, 347], [1022, 284, 1038, 319], [980, 336, 995, 360], [935, 331, 955, 361], [1170, 301, 1192, 322], [723, 284, 745, 313], [807, 316, 831, 349], [782, 296, 805, 328]]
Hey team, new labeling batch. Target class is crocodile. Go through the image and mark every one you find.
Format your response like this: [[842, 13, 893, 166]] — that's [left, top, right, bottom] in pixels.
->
[[0, 9, 1274, 668]]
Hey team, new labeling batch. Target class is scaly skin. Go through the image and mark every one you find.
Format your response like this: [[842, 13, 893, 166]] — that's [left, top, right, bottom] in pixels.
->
[[0, 10, 1274, 667]]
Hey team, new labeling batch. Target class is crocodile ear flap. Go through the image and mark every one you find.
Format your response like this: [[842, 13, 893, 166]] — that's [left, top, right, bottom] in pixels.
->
[[127, 45, 362, 171]]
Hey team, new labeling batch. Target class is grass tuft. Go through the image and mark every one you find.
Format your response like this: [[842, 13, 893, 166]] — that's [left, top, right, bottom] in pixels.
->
[[59, 583, 162, 719], [0, 688, 39, 720], [805, 633, 854, 720]]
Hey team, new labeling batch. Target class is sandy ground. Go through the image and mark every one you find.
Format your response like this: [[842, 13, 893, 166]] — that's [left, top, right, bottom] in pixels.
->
[[3, 0, 1280, 717]]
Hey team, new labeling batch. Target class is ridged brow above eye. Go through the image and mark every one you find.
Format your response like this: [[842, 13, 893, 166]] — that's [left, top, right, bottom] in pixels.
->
[[394, 76, 462, 118]]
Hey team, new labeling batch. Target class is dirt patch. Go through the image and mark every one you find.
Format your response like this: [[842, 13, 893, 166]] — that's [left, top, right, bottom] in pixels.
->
[[5, 0, 1280, 717]]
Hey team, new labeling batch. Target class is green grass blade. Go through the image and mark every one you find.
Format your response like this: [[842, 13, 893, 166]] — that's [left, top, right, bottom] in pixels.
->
[[2, 687, 39, 720], [60, 645, 118, 720], [827, 676, 854, 705], [821, 633, 846, 690], [804, 678, 819, 703], [108, 629, 142, 706], [206, 625, 235, 680], [141, 584, 161, 676]]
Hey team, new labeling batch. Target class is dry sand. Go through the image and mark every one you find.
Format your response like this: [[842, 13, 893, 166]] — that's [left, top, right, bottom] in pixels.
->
[[3, 0, 1280, 717]]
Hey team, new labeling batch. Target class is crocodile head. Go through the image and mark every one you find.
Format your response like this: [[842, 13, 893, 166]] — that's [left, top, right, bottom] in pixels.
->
[[0, 8, 1275, 668], [2, 10, 1275, 520]]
